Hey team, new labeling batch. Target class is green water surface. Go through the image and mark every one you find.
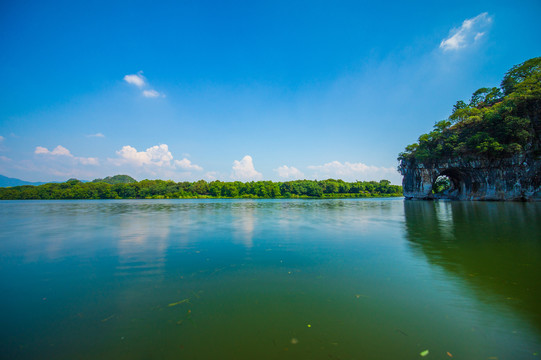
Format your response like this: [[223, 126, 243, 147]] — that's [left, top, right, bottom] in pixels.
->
[[0, 199, 540, 359]]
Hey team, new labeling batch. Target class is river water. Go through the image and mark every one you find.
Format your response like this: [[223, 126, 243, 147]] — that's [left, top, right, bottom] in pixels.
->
[[1, 199, 540, 359]]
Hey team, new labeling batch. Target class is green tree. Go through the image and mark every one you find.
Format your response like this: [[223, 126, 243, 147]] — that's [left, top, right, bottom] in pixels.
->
[[501, 57, 541, 96]]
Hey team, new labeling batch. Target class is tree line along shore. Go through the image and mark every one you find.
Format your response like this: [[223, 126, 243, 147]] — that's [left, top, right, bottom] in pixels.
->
[[0, 176, 401, 200]]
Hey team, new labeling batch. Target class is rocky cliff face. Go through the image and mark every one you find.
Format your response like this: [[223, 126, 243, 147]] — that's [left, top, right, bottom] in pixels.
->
[[398, 154, 541, 201]]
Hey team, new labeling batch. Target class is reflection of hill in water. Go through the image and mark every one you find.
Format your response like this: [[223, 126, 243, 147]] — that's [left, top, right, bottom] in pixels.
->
[[404, 201, 541, 330]]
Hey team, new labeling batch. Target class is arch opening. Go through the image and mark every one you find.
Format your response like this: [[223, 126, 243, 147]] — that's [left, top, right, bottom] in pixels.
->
[[432, 170, 463, 199], [433, 175, 453, 194]]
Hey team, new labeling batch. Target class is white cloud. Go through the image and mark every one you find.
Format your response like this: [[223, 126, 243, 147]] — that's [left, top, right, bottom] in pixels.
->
[[123, 72, 146, 87], [115, 144, 173, 167], [34, 145, 99, 165], [35, 146, 49, 154], [474, 32, 485, 42], [78, 157, 99, 165], [87, 133, 105, 138], [123, 71, 164, 98], [142, 89, 162, 98], [232, 155, 263, 181], [111, 144, 203, 174], [51, 145, 71, 156], [175, 158, 203, 171], [308, 161, 399, 182], [440, 12, 492, 51], [0, 135, 4, 142], [274, 165, 304, 180]]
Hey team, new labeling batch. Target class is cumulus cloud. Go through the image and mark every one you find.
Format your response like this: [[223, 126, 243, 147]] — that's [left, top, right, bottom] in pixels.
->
[[34, 145, 99, 165], [440, 12, 492, 51], [87, 133, 105, 138], [123, 71, 164, 98], [274, 165, 304, 180], [175, 158, 203, 171], [35, 145, 71, 156], [50, 145, 71, 156], [232, 155, 263, 181], [308, 161, 399, 182], [123, 72, 146, 87], [34, 146, 49, 154], [114, 144, 173, 167], [111, 144, 203, 173]]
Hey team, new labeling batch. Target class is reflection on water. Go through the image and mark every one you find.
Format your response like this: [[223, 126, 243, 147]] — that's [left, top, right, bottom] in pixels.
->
[[1, 199, 540, 360], [232, 201, 256, 248], [115, 207, 171, 277], [404, 201, 541, 332]]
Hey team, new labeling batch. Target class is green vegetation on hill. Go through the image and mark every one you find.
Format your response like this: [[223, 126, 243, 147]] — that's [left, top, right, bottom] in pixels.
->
[[399, 57, 541, 162], [91, 175, 137, 184], [0, 178, 401, 200]]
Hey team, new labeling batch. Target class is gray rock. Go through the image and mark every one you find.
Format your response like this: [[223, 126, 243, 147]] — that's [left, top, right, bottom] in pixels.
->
[[398, 155, 541, 201]]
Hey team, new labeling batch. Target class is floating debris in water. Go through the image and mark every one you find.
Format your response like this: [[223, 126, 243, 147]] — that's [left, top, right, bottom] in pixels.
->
[[395, 329, 408, 337], [447, 351, 453, 357], [291, 338, 299, 345], [101, 314, 115, 322], [420, 349, 429, 357], [307, 324, 311, 328], [168, 298, 190, 307]]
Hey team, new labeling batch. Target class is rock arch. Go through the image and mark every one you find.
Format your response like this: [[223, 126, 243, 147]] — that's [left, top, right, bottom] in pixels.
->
[[398, 155, 541, 201]]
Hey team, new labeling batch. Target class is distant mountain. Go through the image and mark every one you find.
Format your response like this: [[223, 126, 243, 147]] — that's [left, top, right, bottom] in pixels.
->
[[0, 175, 49, 187]]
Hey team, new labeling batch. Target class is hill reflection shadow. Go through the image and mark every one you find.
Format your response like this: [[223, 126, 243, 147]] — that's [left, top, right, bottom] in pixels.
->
[[403, 200, 541, 331]]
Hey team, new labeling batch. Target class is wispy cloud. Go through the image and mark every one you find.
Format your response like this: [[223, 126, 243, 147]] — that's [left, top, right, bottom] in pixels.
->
[[274, 165, 304, 180], [34, 145, 99, 165], [231, 155, 263, 181], [123, 71, 146, 87], [0, 135, 4, 142], [205, 171, 218, 181], [86, 133, 105, 138], [124, 71, 164, 98], [142, 89, 161, 98], [307, 160, 399, 182], [440, 12, 492, 51]]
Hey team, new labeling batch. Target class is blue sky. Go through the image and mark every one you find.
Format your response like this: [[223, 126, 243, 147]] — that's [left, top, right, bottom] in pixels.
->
[[1, 0, 540, 184]]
